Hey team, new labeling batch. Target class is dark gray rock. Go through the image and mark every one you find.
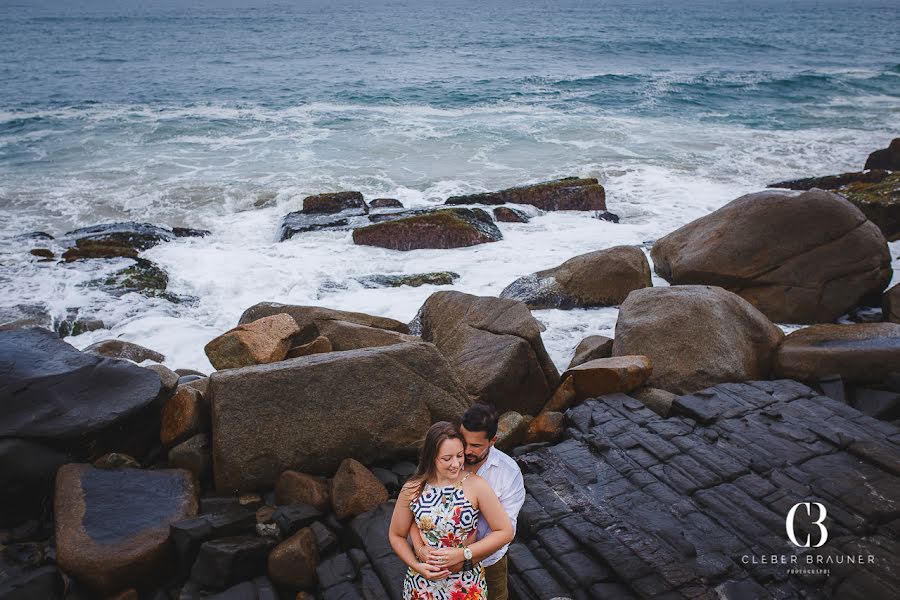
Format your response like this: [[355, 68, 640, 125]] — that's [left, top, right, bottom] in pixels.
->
[[0, 565, 63, 600], [445, 177, 606, 211], [0, 305, 53, 333], [368, 198, 404, 209], [493, 206, 531, 223], [0, 328, 164, 460], [273, 503, 323, 538], [171, 510, 257, 577], [190, 535, 276, 589], [0, 439, 69, 527], [865, 138, 900, 171], [83, 339, 165, 363], [356, 272, 459, 288], [63, 222, 177, 250]]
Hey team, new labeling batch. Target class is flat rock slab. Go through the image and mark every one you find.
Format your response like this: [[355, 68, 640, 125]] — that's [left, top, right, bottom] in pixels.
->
[[54, 464, 198, 594], [774, 323, 900, 384], [210, 341, 470, 491], [352, 208, 502, 251], [0, 328, 163, 458], [561, 355, 652, 402], [510, 380, 900, 599], [445, 177, 606, 212]]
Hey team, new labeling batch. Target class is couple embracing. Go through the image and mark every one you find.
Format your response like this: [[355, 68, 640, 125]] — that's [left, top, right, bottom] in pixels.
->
[[389, 404, 525, 600]]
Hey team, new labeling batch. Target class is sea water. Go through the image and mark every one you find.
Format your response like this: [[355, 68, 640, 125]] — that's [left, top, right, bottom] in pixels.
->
[[1, 0, 898, 372]]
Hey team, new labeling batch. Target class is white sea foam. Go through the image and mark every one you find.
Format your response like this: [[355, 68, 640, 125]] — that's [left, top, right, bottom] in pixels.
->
[[1, 102, 897, 372]]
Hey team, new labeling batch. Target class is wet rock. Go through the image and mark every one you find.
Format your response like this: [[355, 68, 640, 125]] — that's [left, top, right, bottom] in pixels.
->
[[885, 283, 900, 324], [64, 222, 177, 251], [543, 376, 577, 413], [0, 566, 63, 600], [102, 258, 173, 300], [493, 206, 530, 223], [865, 137, 900, 171], [238, 303, 409, 339], [352, 208, 502, 251], [15, 231, 54, 241], [774, 323, 900, 384], [190, 535, 276, 589], [172, 227, 211, 238], [275, 471, 331, 512], [0, 304, 53, 332], [315, 319, 418, 351], [62, 239, 139, 261], [285, 335, 333, 359], [561, 355, 652, 403], [418, 290, 560, 415], [769, 168, 889, 191], [161, 387, 207, 447], [356, 271, 459, 288], [205, 313, 301, 370], [53, 309, 105, 338], [331, 459, 388, 520], [279, 210, 365, 241], [445, 177, 606, 211], [524, 412, 564, 444], [368, 198, 404, 209], [596, 210, 620, 223], [501, 246, 651, 310], [210, 341, 470, 490], [302, 191, 367, 215], [346, 504, 403, 599], [168, 434, 212, 481], [30, 248, 54, 259], [54, 464, 198, 594], [310, 521, 339, 557], [268, 527, 319, 589], [837, 171, 900, 242], [0, 328, 165, 460], [83, 339, 165, 363], [651, 189, 893, 322], [0, 439, 69, 527], [170, 510, 257, 577], [849, 387, 900, 421], [495, 411, 531, 451], [612, 286, 784, 394], [567, 335, 613, 369]]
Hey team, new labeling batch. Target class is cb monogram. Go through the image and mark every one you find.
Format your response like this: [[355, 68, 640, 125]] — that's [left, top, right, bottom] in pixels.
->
[[786, 502, 828, 548]]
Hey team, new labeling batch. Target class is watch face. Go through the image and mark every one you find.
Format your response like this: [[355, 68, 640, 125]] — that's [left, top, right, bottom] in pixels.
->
[[464, 548, 473, 560]]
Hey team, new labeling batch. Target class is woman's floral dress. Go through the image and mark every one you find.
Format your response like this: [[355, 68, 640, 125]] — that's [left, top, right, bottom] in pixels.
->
[[403, 472, 486, 600]]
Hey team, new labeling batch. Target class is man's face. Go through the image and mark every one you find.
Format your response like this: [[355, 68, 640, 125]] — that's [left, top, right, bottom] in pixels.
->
[[460, 425, 495, 466]]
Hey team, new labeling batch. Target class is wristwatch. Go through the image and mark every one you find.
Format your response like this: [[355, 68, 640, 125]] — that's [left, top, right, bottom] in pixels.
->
[[462, 546, 473, 571]]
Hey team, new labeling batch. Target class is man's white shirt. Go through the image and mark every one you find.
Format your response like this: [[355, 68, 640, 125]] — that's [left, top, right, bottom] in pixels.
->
[[473, 446, 525, 567]]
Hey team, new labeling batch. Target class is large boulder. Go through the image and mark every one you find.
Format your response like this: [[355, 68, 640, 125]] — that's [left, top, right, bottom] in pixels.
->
[[204, 313, 301, 370], [238, 303, 409, 342], [54, 464, 198, 594], [769, 170, 900, 241], [774, 323, 900, 384], [445, 177, 606, 211], [500, 246, 651, 309], [352, 208, 501, 251], [209, 342, 471, 492], [418, 291, 560, 415], [864, 138, 900, 171], [611, 286, 784, 394], [0, 328, 164, 460], [651, 189, 892, 322]]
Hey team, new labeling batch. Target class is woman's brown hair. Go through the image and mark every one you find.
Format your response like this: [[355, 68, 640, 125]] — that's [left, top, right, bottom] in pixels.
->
[[405, 421, 465, 501]]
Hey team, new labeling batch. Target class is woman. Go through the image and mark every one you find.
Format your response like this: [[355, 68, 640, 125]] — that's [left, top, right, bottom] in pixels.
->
[[389, 421, 514, 600]]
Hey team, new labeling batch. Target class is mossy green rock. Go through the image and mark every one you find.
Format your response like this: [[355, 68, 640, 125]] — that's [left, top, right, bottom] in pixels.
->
[[352, 208, 501, 251]]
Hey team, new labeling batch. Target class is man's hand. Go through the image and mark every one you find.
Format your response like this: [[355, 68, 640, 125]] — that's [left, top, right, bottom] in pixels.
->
[[414, 562, 450, 580]]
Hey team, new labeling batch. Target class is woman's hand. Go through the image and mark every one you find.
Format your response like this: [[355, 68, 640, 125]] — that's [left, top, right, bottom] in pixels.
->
[[427, 547, 464, 568], [414, 562, 451, 580]]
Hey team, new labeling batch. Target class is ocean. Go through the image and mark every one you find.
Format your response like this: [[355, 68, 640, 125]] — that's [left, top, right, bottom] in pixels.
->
[[1, 0, 898, 372]]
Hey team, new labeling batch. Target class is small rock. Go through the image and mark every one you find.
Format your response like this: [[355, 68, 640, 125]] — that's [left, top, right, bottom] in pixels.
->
[[272, 504, 323, 537], [30, 248, 54, 259], [331, 459, 388, 520], [268, 527, 320, 589], [204, 313, 301, 370], [524, 412, 564, 444], [357, 272, 459, 288], [865, 137, 900, 171], [630, 387, 677, 418], [182, 377, 210, 395], [495, 411, 531, 451], [172, 227, 211, 238], [63, 239, 139, 261], [160, 387, 207, 447], [352, 208, 502, 251], [286, 335, 333, 359], [275, 471, 331, 512], [302, 191, 367, 215], [561, 355, 653, 402], [190, 535, 276, 589], [368, 198, 404, 209], [493, 206, 530, 223], [145, 364, 180, 393], [83, 339, 165, 363], [64, 222, 176, 251], [567, 335, 613, 369], [93, 453, 140, 470], [168, 434, 211, 480], [256, 506, 276, 525], [596, 211, 620, 223]]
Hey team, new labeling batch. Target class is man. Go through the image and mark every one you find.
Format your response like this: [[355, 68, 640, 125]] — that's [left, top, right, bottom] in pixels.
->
[[412, 403, 526, 600]]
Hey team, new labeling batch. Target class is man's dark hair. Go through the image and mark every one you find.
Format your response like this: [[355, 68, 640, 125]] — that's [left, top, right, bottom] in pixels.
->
[[461, 402, 499, 439]]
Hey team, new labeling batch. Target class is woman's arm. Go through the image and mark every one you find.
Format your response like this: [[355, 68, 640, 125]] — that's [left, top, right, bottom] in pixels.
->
[[428, 477, 514, 565], [389, 485, 451, 580]]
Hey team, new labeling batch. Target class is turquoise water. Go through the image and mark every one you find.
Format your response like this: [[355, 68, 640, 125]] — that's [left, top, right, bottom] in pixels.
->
[[1, 0, 898, 371]]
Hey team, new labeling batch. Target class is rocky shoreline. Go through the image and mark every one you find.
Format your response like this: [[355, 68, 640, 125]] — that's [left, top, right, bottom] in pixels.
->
[[2, 140, 900, 599]]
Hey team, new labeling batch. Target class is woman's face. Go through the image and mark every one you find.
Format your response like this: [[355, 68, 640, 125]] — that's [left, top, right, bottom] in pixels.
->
[[434, 437, 464, 481]]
